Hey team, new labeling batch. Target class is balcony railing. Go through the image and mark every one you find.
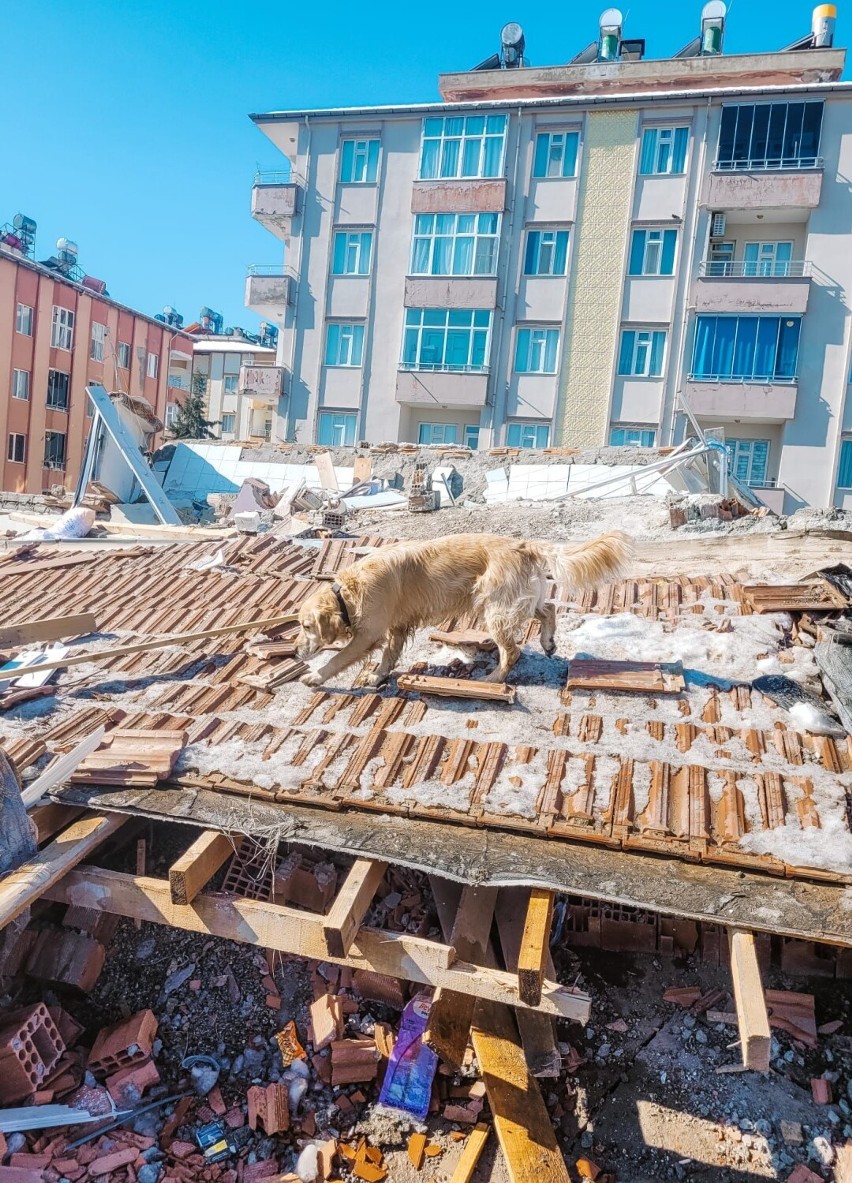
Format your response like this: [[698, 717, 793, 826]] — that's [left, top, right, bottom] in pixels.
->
[[398, 363, 490, 374], [247, 264, 291, 278], [713, 156, 823, 172], [699, 260, 812, 278], [688, 372, 797, 384], [253, 168, 304, 187]]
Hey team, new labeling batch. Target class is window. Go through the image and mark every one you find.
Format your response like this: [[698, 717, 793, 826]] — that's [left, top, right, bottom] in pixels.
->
[[726, 438, 770, 486], [418, 423, 459, 445], [12, 369, 30, 401], [707, 241, 735, 276], [639, 127, 689, 175], [691, 315, 801, 382], [318, 411, 357, 447], [46, 369, 70, 410], [618, 330, 667, 377], [332, 230, 373, 276], [839, 440, 852, 488], [15, 303, 33, 336], [532, 131, 580, 179], [515, 327, 560, 374], [340, 139, 380, 184], [743, 241, 794, 277], [51, 306, 74, 349], [419, 114, 507, 180], [610, 427, 657, 447], [221, 413, 236, 434], [147, 352, 159, 379], [507, 422, 550, 449], [44, 431, 66, 469], [325, 323, 365, 367], [223, 375, 239, 394], [165, 404, 177, 428], [410, 213, 499, 276], [117, 341, 131, 369], [90, 322, 106, 362], [464, 424, 480, 450], [7, 434, 26, 464], [629, 228, 678, 276], [524, 229, 570, 276], [717, 102, 823, 170], [402, 308, 491, 372]]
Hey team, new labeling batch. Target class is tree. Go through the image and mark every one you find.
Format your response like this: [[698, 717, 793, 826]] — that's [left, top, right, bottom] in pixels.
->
[[169, 371, 218, 439]]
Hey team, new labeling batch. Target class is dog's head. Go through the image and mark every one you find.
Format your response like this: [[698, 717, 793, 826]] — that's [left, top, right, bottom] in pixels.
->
[[296, 586, 351, 659]]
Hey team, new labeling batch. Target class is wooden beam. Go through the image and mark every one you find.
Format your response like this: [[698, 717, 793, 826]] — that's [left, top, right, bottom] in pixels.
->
[[495, 889, 561, 1079], [30, 803, 83, 845], [322, 858, 388, 958], [396, 674, 515, 704], [517, 889, 555, 1007], [0, 813, 127, 931], [470, 999, 571, 1183], [425, 885, 497, 1069], [6, 613, 301, 676], [728, 928, 771, 1071], [44, 867, 591, 1022], [169, 831, 235, 905], [449, 1123, 491, 1183], [0, 613, 98, 649]]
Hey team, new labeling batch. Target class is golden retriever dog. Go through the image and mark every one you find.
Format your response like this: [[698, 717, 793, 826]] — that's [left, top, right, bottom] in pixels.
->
[[296, 531, 631, 688]]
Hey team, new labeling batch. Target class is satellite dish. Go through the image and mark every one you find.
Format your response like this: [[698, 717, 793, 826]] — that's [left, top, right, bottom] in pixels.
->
[[701, 0, 726, 18], [599, 8, 623, 28]]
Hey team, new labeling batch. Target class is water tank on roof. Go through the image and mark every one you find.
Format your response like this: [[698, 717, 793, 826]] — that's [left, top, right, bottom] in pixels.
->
[[812, 3, 836, 47], [598, 8, 623, 61]]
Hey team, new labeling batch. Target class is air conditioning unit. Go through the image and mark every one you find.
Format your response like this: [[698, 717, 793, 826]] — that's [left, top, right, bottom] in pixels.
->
[[709, 211, 727, 238]]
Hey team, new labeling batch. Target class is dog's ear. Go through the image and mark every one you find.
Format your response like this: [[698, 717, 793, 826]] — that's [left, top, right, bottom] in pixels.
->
[[317, 600, 348, 643]]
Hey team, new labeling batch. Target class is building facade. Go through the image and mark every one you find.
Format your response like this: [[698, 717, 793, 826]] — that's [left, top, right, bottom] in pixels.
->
[[191, 334, 280, 441], [0, 246, 194, 494], [248, 6, 852, 511]]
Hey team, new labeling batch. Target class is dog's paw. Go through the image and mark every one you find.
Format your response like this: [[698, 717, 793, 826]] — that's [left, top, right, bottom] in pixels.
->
[[362, 672, 388, 688], [300, 670, 323, 687]]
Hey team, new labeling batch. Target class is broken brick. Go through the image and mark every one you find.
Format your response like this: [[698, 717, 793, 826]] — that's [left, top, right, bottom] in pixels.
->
[[787, 1167, 823, 1183], [352, 971, 406, 1010], [106, 1058, 160, 1106], [88, 1010, 158, 1078], [168, 1142, 197, 1160], [87, 1147, 137, 1175], [811, 1077, 832, 1104], [310, 994, 343, 1052], [408, 1133, 427, 1169], [576, 1158, 602, 1181], [25, 930, 105, 993]]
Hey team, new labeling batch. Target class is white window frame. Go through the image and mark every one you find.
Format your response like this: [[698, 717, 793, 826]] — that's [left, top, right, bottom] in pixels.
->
[[12, 369, 30, 401], [507, 421, 551, 449], [640, 126, 689, 175], [325, 322, 365, 368], [15, 303, 33, 336], [523, 228, 570, 276], [410, 213, 500, 277], [147, 352, 159, 379], [117, 341, 131, 369], [331, 230, 373, 276], [419, 114, 507, 180], [46, 369, 70, 411], [401, 308, 492, 373], [43, 430, 67, 469], [340, 138, 380, 184], [221, 412, 236, 434], [90, 321, 106, 362], [51, 306, 74, 350], [418, 423, 459, 445], [317, 411, 357, 447], [619, 329, 667, 377], [464, 424, 480, 450], [514, 326, 560, 374], [532, 131, 580, 179], [610, 426, 657, 447], [743, 241, 794, 277], [165, 403, 177, 428], [7, 433, 26, 464], [726, 438, 770, 486], [223, 375, 239, 394]]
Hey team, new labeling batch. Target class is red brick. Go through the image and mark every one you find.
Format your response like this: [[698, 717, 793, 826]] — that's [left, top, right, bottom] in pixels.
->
[[811, 1077, 832, 1104], [87, 1147, 137, 1175], [352, 971, 406, 1010], [53, 1161, 80, 1174], [9, 1157, 51, 1170], [787, 1167, 823, 1183], [88, 1011, 158, 1079], [223, 1107, 244, 1129], [25, 930, 105, 993], [242, 1163, 278, 1183], [207, 1086, 226, 1115], [0, 1169, 48, 1183], [168, 1142, 196, 1160], [106, 1059, 160, 1106], [0, 1003, 65, 1104]]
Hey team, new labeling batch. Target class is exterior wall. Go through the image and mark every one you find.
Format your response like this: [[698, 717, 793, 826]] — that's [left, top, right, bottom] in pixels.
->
[[191, 340, 277, 440], [0, 251, 193, 494]]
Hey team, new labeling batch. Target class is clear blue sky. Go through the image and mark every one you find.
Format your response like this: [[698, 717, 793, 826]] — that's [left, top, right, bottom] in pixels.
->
[[1, 0, 846, 330]]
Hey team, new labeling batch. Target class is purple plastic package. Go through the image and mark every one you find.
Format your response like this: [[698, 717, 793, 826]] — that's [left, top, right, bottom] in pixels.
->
[[377, 991, 438, 1120]]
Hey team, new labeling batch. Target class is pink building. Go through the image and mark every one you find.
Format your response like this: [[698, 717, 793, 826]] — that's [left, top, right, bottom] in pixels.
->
[[0, 244, 194, 494]]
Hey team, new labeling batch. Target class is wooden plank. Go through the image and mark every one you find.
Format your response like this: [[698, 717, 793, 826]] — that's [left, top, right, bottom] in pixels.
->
[[0, 553, 102, 577], [428, 630, 496, 651], [30, 803, 83, 845], [21, 727, 107, 808], [425, 885, 497, 1068], [314, 451, 339, 492], [323, 858, 388, 958], [566, 658, 685, 694], [517, 889, 555, 1008], [352, 456, 372, 485], [470, 999, 571, 1183], [169, 831, 235, 905], [744, 580, 846, 614], [728, 928, 771, 1071], [0, 614, 98, 649], [0, 813, 127, 932], [8, 613, 300, 676], [397, 674, 515, 704], [495, 889, 561, 1079], [44, 868, 591, 1021], [449, 1123, 491, 1183]]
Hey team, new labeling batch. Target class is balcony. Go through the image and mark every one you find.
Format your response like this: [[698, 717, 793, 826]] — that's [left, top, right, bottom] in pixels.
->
[[411, 179, 505, 214], [239, 364, 286, 400], [707, 166, 822, 212], [251, 171, 302, 237], [245, 266, 295, 317], [695, 260, 812, 315], [395, 366, 489, 408], [685, 379, 798, 423], [404, 276, 498, 309]]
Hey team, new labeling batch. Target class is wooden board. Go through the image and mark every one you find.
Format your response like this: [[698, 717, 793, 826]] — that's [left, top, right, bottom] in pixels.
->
[[45, 867, 590, 1020], [566, 659, 685, 694], [517, 889, 555, 1008], [30, 803, 83, 845], [470, 999, 571, 1183], [0, 614, 98, 649], [494, 889, 561, 1079], [352, 456, 372, 485], [169, 831, 236, 904], [449, 1123, 490, 1183], [744, 580, 847, 614], [397, 674, 515, 704], [314, 451, 339, 492], [728, 929, 771, 1070], [428, 630, 497, 651], [0, 553, 102, 577], [322, 858, 388, 958]]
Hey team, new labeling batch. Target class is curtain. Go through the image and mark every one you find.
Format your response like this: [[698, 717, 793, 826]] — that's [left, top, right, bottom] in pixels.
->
[[562, 133, 579, 177], [732, 319, 757, 378], [543, 330, 559, 373], [325, 324, 340, 366], [462, 138, 480, 177], [341, 141, 354, 182], [554, 232, 569, 274], [515, 330, 530, 373], [411, 237, 431, 274], [366, 140, 380, 182], [650, 332, 666, 376], [357, 234, 372, 275], [351, 326, 364, 366], [533, 135, 549, 178], [483, 135, 503, 177], [445, 329, 469, 368], [618, 331, 635, 375], [672, 127, 689, 172], [432, 236, 452, 274], [661, 230, 677, 275], [754, 318, 778, 378], [692, 317, 715, 378], [713, 319, 736, 378], [839, 442, 852, 488], [439, 139, 459, 178], [524, 233, 539, 275], [629, 231, 645, 276], [777, 319, 801, 378], [507, 424, 521, 446], [639, 129, 656, 174], [402, 328, 419, 367], [420, 140, 439, 179], [332, 234, 346, 274], [453, 236, 474, 275]]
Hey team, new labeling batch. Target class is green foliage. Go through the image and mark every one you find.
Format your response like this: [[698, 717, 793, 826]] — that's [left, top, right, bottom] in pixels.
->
[[169, 371, 218, 439]]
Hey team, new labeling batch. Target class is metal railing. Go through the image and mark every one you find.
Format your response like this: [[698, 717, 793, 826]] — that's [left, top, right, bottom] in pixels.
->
[[246, 264, 294, 278], [688, 372, 798, 384], [398, 362, 490, 375], [713, 155, 823, 172], [698, 259, 812, 278], [253, 169, 303, 187]]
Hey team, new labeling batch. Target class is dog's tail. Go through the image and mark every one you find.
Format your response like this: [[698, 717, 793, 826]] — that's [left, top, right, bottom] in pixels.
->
[[542, 531, 633, 593]]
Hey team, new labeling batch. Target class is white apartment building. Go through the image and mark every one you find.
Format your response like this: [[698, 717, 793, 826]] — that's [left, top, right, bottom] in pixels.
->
[[246, 4, 852, 511], [191, 335, 280, 441]]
